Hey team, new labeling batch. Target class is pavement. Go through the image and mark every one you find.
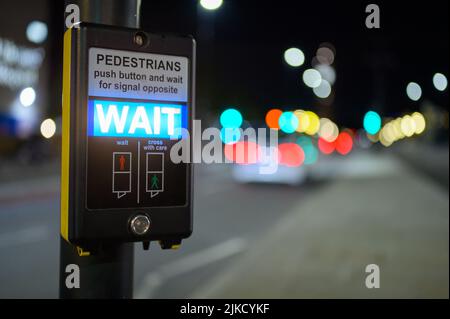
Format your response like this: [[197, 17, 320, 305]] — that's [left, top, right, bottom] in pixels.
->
[[395, 141, 449, 189], [191, 154, 449, 298], [0, 148, 448, 299]]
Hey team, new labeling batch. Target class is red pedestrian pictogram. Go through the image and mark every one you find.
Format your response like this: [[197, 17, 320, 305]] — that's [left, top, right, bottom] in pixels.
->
[[119, 155, 126, 171], [113, 152, 132, 199]]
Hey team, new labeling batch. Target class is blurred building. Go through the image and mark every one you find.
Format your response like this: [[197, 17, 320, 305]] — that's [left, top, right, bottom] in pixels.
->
[[0, 0, 60, 158]]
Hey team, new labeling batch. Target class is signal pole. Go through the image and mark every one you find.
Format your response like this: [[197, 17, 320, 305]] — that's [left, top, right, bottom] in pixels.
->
[[59, 0, 141, 299]]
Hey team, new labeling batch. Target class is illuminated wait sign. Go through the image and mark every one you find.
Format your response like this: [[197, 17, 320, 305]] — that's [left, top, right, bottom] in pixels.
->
[[88, 100, 187, 139]]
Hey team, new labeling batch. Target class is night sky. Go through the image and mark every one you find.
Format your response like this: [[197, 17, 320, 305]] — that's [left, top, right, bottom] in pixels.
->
[[141, 0, 449, 128]]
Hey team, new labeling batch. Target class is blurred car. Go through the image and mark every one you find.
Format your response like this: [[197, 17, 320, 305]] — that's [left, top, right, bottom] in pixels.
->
[[232, 162, 307, 185], [228, 142, 309, 186]]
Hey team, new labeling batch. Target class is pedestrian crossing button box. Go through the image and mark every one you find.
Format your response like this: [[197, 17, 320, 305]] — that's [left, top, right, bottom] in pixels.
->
[[60, 23, 195, 249]]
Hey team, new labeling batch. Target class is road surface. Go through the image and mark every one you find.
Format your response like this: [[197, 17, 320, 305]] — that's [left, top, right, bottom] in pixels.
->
[[0, 149, 448, 298]]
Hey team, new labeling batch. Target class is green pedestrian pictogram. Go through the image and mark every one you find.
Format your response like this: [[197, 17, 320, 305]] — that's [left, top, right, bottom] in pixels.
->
[[151, 175, 159, 189], [146, 153, 164, 198]]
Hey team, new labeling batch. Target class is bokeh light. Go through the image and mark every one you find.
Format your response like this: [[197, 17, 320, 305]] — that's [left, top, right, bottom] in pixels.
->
[[433, 73, 447, 91], [335, 132, 353, 155], [302, 69, 322, 88], [316, 47, 335, 65], [379, 128, 393, 147], [379, 112, 427, 147], [296, 136, 312, 148], [294, 110, 310, 133], [391, 118, 405, 141], [284, 48, 305, 67], [297, 136, 318, 165], [278, 143, 305, 167], [40, 118, 56, 139], [406, 82, 422, 101], [26, 21, 48, 44], [199, 0, 223, 10], [412, 112, 426, 134], [278, 111, 299, 134], [313, 79, 332, 99], [220, 108, 243, 128], [318, 118, 339, 142], [265, 109, 283, 130], [302, 144, 319, 165], [400, 115, 416, 137], [318, 137, 335, 155], [304, 111, 320, 135], [384, 123, 397, 142], [19, 87, 36, 107], [363, 111, 382, 135], [315, 64, 336, 85]]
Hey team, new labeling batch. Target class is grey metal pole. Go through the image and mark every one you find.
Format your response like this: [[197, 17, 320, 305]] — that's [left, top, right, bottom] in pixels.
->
[[59, 242, 135, 298], [59, 0, 141, 299], [75, 0, 141, 29]]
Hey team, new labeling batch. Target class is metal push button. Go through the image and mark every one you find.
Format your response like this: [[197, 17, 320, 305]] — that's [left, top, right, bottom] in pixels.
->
[[130, 215, 151, 236]]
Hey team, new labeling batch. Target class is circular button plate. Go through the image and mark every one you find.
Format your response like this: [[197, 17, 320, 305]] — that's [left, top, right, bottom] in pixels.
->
[[130, 215, 151, 236]]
